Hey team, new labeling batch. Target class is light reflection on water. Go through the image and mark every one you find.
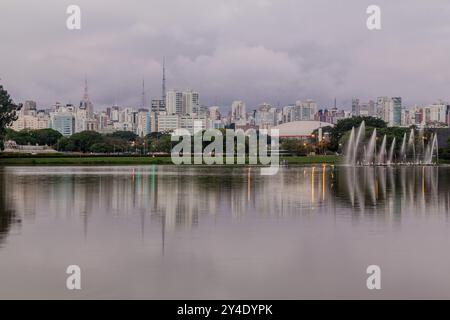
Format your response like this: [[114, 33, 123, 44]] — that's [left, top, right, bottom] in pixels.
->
[[1, 165, 450, 299]]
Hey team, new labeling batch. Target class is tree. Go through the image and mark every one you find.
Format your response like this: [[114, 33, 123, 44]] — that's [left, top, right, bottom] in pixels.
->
[[33, 128, 63, 146], [328, 116, 387, 152], [281, 139, 309, 156], [56, 137, 70, 151], [89, 142, 114, 153], [58, 131, 104, 152], [439, 137, 450, 161], [5, 128, 62, 147], [4, 128, 34, 145], [147, 133, 172, 153], [107, 131, 138, 142], [0, 85, 19, 150]]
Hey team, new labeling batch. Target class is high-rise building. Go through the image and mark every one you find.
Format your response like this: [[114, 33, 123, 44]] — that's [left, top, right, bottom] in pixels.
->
[[79, 78, 94, 118], [151, 99, 166, 113], [231, 101, 246, 122], [166, 89, 183, 114], [255, 103, 276, 128], [423, 101, 449, 125], [301, 100, 317, 120], [208, 106, 221, 121], [76, 78, 95, 132], [111, 105, 120, 122], [409, 105, 424, 126], [351, 98, 360, 116], [22, 100, 37, 116], [96, 111, 110, 133], [376, 97, 391, 122], [150, 111, 157, 133], [292, 100, 316, 121], [136, 108, 151, 137], [357, 100, 375, 117], [282, 105, 294, 123], [447, 106, 450, 127], [329, 107, 346, 124], [392, 97, 402, 126], [182, 89, 199, 115], [50, 112, 75, 136]]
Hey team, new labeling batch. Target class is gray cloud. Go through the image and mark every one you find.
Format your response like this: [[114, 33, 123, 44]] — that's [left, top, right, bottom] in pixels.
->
[[1, 0, 450, 110]]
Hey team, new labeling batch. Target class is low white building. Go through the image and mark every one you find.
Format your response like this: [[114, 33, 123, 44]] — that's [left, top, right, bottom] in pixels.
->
[[10, 112, 50, 131], [157, 113, 179, 132]]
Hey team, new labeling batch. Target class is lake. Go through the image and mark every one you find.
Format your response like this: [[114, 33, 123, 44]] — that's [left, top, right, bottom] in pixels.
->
[[1, 165, 450, 299]]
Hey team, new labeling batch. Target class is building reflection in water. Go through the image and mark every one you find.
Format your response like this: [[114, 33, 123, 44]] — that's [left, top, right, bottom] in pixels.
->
[[333, 166, 449, 218], [1, 165, 450, 245], [0, 170, 20, 247]]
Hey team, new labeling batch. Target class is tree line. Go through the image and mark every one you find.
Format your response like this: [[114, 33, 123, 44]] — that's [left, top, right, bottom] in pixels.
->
[[5, 129, 173, 154]]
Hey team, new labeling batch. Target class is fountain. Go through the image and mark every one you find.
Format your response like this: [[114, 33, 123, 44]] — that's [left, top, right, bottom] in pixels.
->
[[424, 133, 438, 165], [400, 133, 407, 162], [344, 127, 355, 165], [377, 135, 387, 165], [352, 121, 365, 165], [388, 137, 396, 165], [407, 130, 416, 164], [364, 128, 377, 165], [344, 124, 438, 166]]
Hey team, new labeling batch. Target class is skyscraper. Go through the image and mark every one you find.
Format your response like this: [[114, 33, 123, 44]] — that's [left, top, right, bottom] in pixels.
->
[[166, 89, 183, 114], [51, 112, 75, 136], [351, 98, 360, 116], [76, 78, 95, 132], [182, 89, 199, 115], [79, 78, 94, 118], [151, 99, 166, 113], [292, 100, 316, 121], [208, 106, 221, 121], [137, 108, 151, 137], [231, 101, 246, 122], [376, 96, 391, 123], [392, 97, 402, 126], [22, 100, 37, 116]]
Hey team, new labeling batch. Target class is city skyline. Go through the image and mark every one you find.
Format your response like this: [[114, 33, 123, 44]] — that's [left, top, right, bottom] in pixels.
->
[[5, 76, 450, 114], [2, 1, 450, 109]]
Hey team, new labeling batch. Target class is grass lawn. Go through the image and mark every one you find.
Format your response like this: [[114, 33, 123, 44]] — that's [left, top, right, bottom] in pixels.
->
[[0, 154, 341, 166]]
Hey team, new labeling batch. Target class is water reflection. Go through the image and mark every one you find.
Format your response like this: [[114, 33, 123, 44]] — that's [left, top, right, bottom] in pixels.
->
[[333, 166, 449, 217], [0, 171, 19, 247], [1, 166, 450, 235], [1, 166, 448, 237], [2, 165, 450, 298]]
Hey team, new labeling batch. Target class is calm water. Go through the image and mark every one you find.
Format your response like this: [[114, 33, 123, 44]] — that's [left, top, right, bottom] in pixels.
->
[[1, 165, 450, 299]]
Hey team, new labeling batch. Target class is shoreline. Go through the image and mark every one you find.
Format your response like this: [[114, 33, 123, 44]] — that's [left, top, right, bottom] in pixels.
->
[[0, 154, 340, 166]]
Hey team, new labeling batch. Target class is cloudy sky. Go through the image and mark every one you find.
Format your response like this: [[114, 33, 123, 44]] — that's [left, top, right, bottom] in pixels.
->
[[1, 0, 450, 111]]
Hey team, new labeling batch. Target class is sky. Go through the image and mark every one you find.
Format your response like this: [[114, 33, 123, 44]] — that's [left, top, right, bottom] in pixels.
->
[[1, 0, 450, 111]]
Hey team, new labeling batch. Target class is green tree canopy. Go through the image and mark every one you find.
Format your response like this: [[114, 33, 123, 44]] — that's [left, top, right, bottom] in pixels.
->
[[281, 139, 310, 156], [56, 131, 131, 153], [107, 131, 138, 142], [6, 128, 62, 147], [147, 133, 172, 153], [61, 131, 104, 152], [89, 142, 114, 153], [328, 116, 387, 151], [0, 85, 19, 150]]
